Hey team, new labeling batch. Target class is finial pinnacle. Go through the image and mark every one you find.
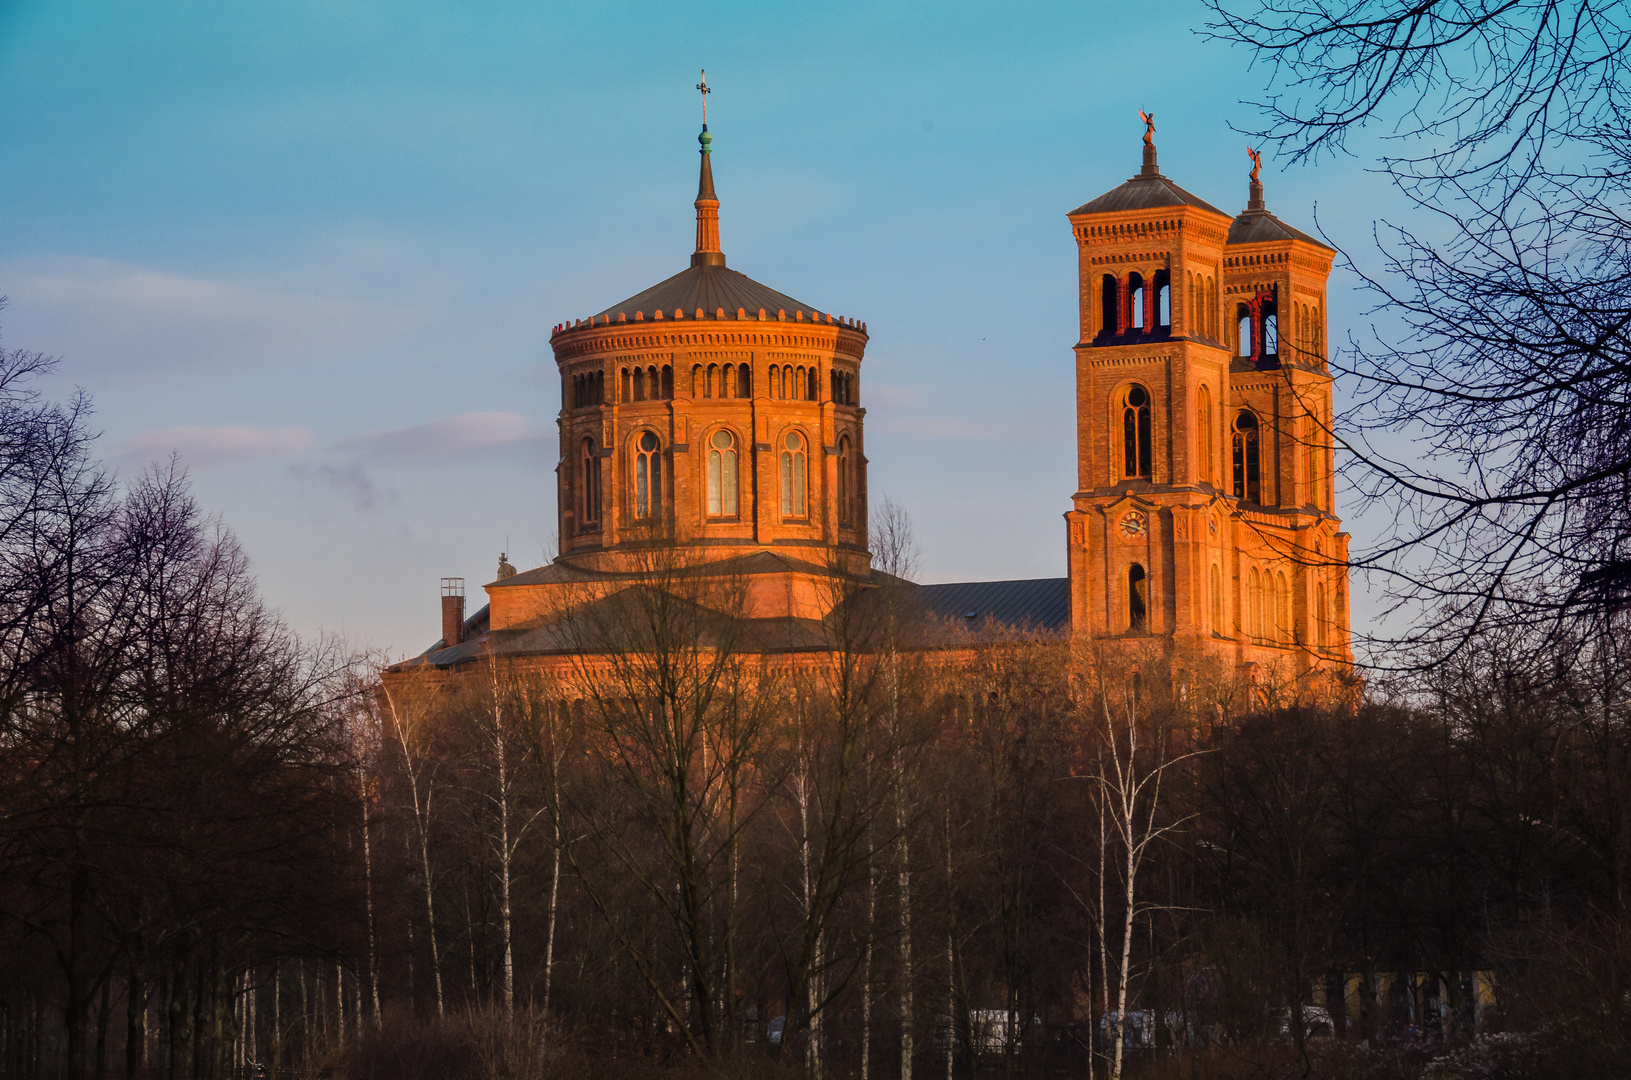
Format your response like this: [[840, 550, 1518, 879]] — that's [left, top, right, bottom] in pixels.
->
[[1136, 109, 1159, 176], [697, 69, 710, 127]]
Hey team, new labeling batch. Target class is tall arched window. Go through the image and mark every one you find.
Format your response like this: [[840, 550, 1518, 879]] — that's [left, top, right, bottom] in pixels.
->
[[1129, 272, 1146, 330], [1237, 305, 1253, 357], [705, 364, 718, 399], [661, 365, 673, 399], [737, 364, 751, 398], [633, 367, 647, 402], [1207, 277, 1219, 338], [780, 431, 808, 518], [1123, 385, 1153, 479], [781, 366, 792, 400], [580, 438, 600, 529], [721, 364, 734, 398], [706, 429, 738, 517], [1248, 568, 1262, 640], [621, 367, 632, 402], [1209, 563, 1222, 632], [1128, 564, 1148, 632], [1262, 304, 1279, 358], [1154, 269, 1171, 329], [1233, 410, 1261, 503], [807, 367, 819, 401], [1313, 581, 1326, 648], [1197, 384, 1214, 485], [837, 436, 853, 525], [1101, 274, 1118, 335], [1275, 571, 1289, 643], [634, 431, 662, 520], [692, 365, 703, 398]]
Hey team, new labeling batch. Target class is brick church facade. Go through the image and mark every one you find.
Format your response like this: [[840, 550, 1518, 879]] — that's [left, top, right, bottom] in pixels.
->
[[402, 119, 1351, 686]]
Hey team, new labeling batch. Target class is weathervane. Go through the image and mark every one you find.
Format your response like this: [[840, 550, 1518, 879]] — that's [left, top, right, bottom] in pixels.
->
[[697, 69, 710, 126]]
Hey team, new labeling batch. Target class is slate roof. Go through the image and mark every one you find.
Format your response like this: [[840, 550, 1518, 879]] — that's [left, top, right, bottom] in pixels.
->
[[594, 264, 819, 321], [917, 578, 1071, 634], [1227, 209, 1333, 250], [1069, 174, 1228, 218]]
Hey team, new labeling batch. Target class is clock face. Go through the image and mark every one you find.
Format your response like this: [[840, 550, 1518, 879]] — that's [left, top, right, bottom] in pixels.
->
[[1120, 511, 1149, 539]]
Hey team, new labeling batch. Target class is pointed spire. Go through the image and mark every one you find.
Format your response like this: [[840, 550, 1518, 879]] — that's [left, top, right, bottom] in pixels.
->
[[692, 71, 725, 267]]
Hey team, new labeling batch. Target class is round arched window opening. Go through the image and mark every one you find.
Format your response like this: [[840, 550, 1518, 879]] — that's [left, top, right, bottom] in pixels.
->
[[1123, 385, 1152, 479], [780, 432, 808, 519], [1232, 411, 1262, 504], [706, 429, 739, 518], [635, 431, 663, 520]]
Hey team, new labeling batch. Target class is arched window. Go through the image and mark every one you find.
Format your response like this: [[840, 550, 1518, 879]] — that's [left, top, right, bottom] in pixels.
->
[[1207, 277, 1219, 338], [837, 435, 853, 525], [1233, 410, 1261, 503], [781, 366, 792, 400], [1275, 571, 1289, 643], [1262, 304, 1279, 358], [705, 364, 717, 399], [706, 429, 738, 517], [1248, 568, 1262, 640], [1122, 385, 1153, 479], [1128, 564, 1148, 632], [807, 366, 819, 401], [1209, 563, 1222, 632], [1154, 269, 1171, 329], [737, 364, 751, 398], [633, 367, 647, 402], [634, 431, 662, 520], [580, 438, 600, 529], [1101, 274, 1118, 335], [1315, 581, 1327, 648], [1237, 305, 1253, 357], [661, 365, 672, 400], [1197, 384, 1214, 485], [596, 370, 604, 404], [721, 364, 734, 398], [692, 365, 703, 398], [621, 367, 632, 402], [1129, 272, 1146, 331], [780, 431, 808, 518]]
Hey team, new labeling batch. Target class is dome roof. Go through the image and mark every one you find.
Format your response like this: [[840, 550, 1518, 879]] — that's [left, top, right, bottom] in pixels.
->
[[1226, 208, 1333, 250], [595, 263, 816, 321], [1069, 172, 1228, 218]]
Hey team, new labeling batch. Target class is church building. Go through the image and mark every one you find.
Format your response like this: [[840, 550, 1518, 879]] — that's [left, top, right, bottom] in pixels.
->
[[403, 117, 1351, 686]]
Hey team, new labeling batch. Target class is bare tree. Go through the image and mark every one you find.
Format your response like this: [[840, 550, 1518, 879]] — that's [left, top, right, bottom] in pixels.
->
[[1208, 0, 1631, 660]]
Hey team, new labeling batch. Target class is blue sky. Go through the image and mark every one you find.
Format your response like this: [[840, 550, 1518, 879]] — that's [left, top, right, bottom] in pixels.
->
[[0, 0, 1393, 658]]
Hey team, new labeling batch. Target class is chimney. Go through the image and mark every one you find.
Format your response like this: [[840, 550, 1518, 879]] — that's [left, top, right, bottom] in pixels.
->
[[441, 577, 465, 647]]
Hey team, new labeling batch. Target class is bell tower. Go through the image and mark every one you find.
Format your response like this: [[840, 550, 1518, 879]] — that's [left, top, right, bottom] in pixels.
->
[[1064, 121, 1353, 682]]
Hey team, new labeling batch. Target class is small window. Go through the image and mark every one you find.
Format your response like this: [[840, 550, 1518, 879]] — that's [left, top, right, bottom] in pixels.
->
[[706, 429, 738, 517], [1233, 411, 1261, 503], [780, 431, 808, 518], [1128, 564, 1148, 632], [634, 431, 662, 520], [1122, 385, 1153, 479]]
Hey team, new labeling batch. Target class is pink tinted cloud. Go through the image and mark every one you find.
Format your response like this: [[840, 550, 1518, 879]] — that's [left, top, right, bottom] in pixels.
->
[[112, 425, 315, 472], [334, 412, 549, 465]]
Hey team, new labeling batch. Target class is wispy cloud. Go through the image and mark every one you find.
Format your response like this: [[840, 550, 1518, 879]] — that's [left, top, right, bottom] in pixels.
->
[[0, 256, 419, 374], [289, 462, 393, 512], [111, 425, 314, 472], [335, 411, 550, 466]]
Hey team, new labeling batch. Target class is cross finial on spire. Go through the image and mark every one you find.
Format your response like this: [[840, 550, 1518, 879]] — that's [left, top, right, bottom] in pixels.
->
[[697, 70, 710, 126]]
